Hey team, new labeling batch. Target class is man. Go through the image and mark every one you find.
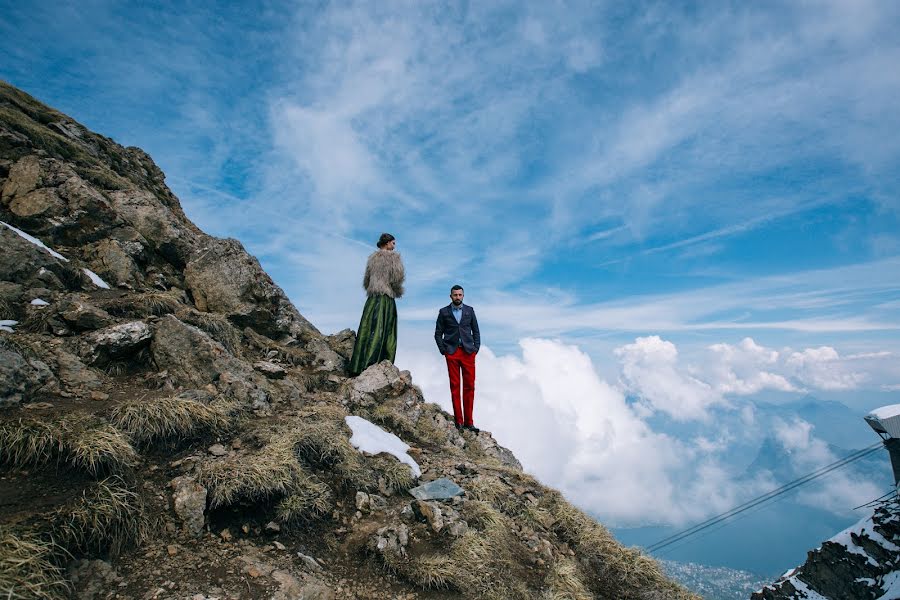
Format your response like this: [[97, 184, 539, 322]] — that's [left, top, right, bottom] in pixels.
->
[[434, 285, 481, 432]]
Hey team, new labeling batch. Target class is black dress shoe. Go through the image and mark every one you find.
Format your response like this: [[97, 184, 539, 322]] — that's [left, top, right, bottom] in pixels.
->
[[464, 425, 480, 433], [455, 423, 464, 431]]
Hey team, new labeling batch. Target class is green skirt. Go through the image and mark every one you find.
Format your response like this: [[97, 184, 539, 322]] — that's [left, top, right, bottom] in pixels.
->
[[348, 294, 398, 376]]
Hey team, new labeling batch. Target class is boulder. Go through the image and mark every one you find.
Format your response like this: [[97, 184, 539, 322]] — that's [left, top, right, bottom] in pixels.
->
[[350, 360, 406, 405], [86, 238, 143, 288], [170, 476, 207, 536], [253, 360, 286, 379], [408, 478, 465, 501], [81, 321, 152, 365], [150, 316, 265, 406], [108, 189, 198, 268], [324, 328, 356, 360], [183, 237, 318, 339], [0, 338, 55, 407], [56, 349, 101, 390], [58, 297, 113, 331], [0, 225, 78, 290]]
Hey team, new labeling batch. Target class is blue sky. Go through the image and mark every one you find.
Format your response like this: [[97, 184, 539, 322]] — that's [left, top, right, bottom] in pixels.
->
[[4, 0, 900, 556]]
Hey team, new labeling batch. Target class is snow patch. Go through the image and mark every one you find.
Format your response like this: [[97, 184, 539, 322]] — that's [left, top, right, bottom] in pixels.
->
[[82, 268, 111, 289], [345, 415, 421, 478], [878, 570, 900, 600], [830, 513, 882, 567], [1, 221, 69, 261], [30, 298, 49, 306], [0, 320, 18, 333], [790, 576, 829, 600]]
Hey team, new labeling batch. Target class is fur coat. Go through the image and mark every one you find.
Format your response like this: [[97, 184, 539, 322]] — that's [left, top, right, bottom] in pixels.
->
[[363, 249, 405, 298]]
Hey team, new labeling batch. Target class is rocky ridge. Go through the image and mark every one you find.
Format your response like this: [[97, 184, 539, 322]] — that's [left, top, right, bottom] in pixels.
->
[[752, 497, 900, 600], [0, 80, 697, 600]]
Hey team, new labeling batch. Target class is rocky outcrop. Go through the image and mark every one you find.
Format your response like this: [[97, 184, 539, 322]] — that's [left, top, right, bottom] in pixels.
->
[[0, 81, 698, 600], [753, 498, 900, 600]]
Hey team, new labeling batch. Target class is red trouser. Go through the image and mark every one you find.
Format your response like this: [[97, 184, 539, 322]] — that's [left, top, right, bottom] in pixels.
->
[[445, 347, 476, 426]]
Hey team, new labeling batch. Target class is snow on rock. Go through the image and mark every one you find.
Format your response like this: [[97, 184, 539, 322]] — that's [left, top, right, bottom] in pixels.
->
[[753, 499, 900, 600], [82, 268, 111, 289], [30, 298, 49, 306], [0, 320, 18, 333], [878, 570, 900, 600], [1, 221, 69, 261], [345, 415, 421, 478]]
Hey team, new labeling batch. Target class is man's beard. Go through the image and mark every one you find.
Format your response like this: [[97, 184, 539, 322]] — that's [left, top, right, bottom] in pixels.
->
[[452, 300, 463, 306]]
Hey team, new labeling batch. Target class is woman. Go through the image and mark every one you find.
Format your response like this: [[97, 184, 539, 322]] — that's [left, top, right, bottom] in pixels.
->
[[348, 233, 405, 376]]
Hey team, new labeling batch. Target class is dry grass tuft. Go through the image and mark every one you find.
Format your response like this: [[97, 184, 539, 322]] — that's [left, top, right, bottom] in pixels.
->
[[293, 415, 373, 490], [52, 475, 149, 557], [542, 490, 699, 600], [109, 396, 233, 445], [0, 415, 137, 475], [177, 309, 242, 354], [0, 418, 62, 467], [542, 558, 593, 600], [275, 473, 334, 526], [18, 306, 55, 334], [0, 297, 12, 320], [101, 291, 182, 318], [199, 444, 300, 508], [0, 528, 69, 600], [383, 501, 521, 597], [370, 454, 416, 494], [140, 292, 182, 316], [58, 415, 139, 475]]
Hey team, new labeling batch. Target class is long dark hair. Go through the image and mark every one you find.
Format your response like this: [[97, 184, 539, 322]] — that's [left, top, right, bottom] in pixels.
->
[[377, 233, 395, 248]]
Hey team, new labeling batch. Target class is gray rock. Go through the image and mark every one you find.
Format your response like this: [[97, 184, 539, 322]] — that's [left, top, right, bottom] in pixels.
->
[[474, 433, 523, 470], [350, 360, 405, 404], [297, 552, 323, 573], [412, 500, 444, 532], [0, 339, 55, 407], [150, 315, 248, 388], [58, 297, 113, 331], [183, 238, 318, 340], [369, 524, 410, 558], [86, 239, 143, 288], [0, 225, 77, 290], [324, 328, 355, 360], [56, 349, 101, 390], [67, 559, 122, 600], [82, 321, 152, 365], [253, 360, 286, 379], [408, 478, 465, 501], [170, 476, 207, 535], [207, 444, 227, 457]]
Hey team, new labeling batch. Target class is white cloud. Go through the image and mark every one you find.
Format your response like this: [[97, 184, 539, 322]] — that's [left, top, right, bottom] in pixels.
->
[[786, 346, 868, 390], [615, 336, 723, 422], [399, 335, 763, 527], [771, 417, 883, 514]]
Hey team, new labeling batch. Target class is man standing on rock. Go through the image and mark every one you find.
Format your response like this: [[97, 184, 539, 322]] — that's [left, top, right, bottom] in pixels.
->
[[434, 285, 481, 433]]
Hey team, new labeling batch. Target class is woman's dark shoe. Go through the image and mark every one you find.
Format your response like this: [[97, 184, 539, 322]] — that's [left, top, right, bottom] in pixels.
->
[[464, 425, 480, 433], [455, 423, 464, 432]]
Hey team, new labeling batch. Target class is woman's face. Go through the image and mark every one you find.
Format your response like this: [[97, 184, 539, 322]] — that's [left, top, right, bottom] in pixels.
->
[[384, 239, 396, 251]]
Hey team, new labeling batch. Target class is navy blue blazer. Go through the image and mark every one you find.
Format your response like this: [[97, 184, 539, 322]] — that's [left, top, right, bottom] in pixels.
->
[[434, 304, 481, 355]]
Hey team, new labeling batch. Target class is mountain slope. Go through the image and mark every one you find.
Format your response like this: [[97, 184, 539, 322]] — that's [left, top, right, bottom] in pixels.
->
[[0, 80, 697, 600], [752, 498, 900, 600]]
